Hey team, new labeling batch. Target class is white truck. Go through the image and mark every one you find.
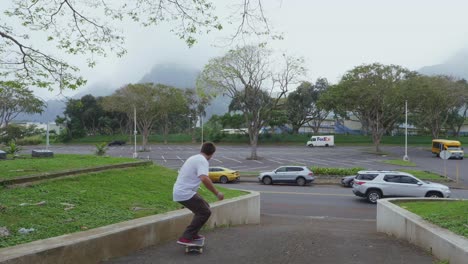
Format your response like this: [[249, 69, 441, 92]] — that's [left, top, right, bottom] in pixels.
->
[[306, 135, 335, 147]]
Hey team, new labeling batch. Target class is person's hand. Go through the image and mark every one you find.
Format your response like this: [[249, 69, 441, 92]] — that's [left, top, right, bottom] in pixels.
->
[[216, 192, 224, 201]]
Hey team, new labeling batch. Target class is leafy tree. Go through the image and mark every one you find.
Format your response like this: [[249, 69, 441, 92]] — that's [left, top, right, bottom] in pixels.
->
[[220, 113, 245, 129], [1, 1, 274, 92], [154, 85, 187, 144], [184, 88, 210, 143], [0, 81, 45, 128], [407, 75, 466, 139], [444, 79, 468, 137], [287, 78, 331, 134], [322, 63, 417, 152], [198, 45, 306, 159]]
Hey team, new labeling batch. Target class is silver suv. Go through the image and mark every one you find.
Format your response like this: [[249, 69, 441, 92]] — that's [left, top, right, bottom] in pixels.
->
[[352, 170, 451, 203], [258, 166, 314, 186]]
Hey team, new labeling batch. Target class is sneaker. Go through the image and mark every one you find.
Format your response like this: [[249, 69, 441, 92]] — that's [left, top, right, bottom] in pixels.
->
[[193, 234, 205, 241], [177, 237, 195, 246]]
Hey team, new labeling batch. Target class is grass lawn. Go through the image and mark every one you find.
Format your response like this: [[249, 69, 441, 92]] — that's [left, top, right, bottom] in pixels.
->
[[395, 200, 468, 238], [399, 169, 449, 181], [0, 165, 247, 248], [382, 159, 417, 167], [0, 154, 136, 179]]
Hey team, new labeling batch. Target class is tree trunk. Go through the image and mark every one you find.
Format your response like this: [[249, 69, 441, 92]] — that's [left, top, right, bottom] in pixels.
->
[[249, 136, 258, 160], [292, 124, 300, 134], [142, 127, 149, 151], [164, 120, 168, 145]]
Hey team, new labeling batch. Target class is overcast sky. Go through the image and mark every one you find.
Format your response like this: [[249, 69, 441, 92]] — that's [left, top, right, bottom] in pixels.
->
[[2, 0, 468, 100]]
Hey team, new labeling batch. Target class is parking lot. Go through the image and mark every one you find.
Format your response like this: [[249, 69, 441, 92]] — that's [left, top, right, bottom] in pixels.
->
[[24, 144, 467, 187]]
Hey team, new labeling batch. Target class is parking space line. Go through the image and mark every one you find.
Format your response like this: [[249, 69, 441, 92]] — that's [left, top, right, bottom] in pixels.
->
[[267, 159, 283, 164], [212, 158, 223, 163], [297, 158, 329, 166], [252, 159, 263, 164], [222, 156, 243, 163], [161, 155, 166, 162], [176, 156, 184, 163], [273, 157, 306, 165]]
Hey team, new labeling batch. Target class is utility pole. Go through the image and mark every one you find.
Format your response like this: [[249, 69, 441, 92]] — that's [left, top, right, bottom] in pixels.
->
[[403, 100, 409, 161], [133, 106, 138, 158]]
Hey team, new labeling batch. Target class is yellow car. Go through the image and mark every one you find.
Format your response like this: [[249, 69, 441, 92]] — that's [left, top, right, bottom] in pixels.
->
[[208, 167, 240, 184]]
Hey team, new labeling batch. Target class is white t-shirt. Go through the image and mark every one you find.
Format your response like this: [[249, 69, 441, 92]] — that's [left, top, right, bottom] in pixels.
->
[[173, 154, 209, 202]]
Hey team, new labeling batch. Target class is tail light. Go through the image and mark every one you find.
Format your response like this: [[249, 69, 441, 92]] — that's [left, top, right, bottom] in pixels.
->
[[354, 181, 366, 185], [308, 172, 313, 176]]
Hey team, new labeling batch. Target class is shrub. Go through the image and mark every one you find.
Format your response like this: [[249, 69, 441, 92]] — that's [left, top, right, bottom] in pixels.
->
[[95, 142, 108, 156], [3, 141, 22, 156], [311, 167, 364, 176], [16, 136, 43, 145]]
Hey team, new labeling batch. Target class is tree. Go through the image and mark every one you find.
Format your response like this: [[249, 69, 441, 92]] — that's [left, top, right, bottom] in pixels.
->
[[154, 85, 187, 144], [287, 78, 331, 134], [445, 79, 468, 138], [102, 83, 186, 149], [1, 1, 274, 92], [0, 81, 45, 128], [408, 75, 466, 139], [103, 83, 158, 151], [322, 63, 416, 152], [184, 88, 210, 143], [198, 45, 306, 159]]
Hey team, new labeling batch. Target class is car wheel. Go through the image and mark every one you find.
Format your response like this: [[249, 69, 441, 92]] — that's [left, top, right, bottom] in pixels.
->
[[325, 144, 329, 147], [220, 176, 229, 184], [347, 180, 354, 187], [366, 190, 382, 204], [307, 144, 313, 147], [262, 176, 272, 185], [296, 177, 306, 186], [426, 191, 443, 198]]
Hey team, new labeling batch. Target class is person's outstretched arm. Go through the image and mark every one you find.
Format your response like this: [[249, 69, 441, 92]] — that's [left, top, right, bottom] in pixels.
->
[[200, 175, 224, 200]]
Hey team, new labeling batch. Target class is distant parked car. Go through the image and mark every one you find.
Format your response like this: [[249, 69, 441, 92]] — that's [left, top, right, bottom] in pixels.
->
[[341, 175, 355, 187], [108, 140, 126, 146], [352, 170, 451, 204], [258, 166, 314, 186], [209, 167, 240, 184]]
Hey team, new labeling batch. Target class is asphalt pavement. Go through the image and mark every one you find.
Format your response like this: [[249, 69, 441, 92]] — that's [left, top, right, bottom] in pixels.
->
[[103, 214, 436, 264]]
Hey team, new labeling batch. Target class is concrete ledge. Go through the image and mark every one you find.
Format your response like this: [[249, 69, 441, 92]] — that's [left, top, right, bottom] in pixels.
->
[[0, 160, 153, 186], [377, 198, 468, 264], [0, 191, 260, 264]]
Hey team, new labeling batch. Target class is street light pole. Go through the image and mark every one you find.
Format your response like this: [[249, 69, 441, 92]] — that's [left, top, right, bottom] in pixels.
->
[[201, 114, 204, 144], [133, 106, 138, 158], [403, 100, 409, 161]]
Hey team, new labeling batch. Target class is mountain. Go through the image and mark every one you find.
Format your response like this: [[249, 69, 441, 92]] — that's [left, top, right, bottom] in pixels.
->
[[418, 49, 468, 79], [16, 64, 230, 122], [14, 99, 66, 123], [138, 63, 230, 119]]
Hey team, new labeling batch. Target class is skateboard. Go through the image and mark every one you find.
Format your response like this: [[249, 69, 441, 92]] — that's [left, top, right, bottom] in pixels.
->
[[183, 238, 205, 254]]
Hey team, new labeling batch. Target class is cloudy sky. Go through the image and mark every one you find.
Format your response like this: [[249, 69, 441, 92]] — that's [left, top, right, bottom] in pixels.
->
[[2, 0, 468, 100]]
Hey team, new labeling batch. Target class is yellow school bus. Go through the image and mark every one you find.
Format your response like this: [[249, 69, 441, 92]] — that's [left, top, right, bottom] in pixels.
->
[[431, 139, 464, 159]]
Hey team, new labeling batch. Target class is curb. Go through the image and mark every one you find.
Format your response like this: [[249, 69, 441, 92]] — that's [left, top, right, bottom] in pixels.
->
[[0, 161, 153, 186], [0, 191, 260, 264], [377, 198, 468, 264]]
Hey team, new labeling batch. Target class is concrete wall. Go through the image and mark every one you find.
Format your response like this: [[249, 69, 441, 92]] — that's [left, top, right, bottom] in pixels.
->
[[377, 198, 468, 264], [0, 191, 260, 264]]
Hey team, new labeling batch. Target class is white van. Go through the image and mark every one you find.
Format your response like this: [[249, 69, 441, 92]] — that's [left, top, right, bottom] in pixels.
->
[[306, 135, 335, 147]]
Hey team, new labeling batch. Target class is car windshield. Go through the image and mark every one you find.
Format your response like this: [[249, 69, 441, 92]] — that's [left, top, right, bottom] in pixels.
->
[[447, 147, 462, 151]]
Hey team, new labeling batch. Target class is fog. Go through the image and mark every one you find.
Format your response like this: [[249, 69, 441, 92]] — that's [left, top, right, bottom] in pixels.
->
[[1, 0, 468, 100]]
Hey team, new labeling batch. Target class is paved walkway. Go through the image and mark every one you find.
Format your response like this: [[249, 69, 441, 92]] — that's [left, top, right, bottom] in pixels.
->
[[103, 214, 435, 264]]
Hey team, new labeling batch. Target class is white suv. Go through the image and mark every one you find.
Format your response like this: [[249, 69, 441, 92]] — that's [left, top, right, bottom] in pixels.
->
[[352, 170, 451, 203], [258, 166, 314, 186]]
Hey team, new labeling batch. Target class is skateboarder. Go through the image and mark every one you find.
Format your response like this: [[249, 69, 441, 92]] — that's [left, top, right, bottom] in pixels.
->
[[173, 142, 224, 245]]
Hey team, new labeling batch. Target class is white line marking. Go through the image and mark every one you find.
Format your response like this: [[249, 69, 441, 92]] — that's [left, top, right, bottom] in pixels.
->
[[161, 155, 167, 163], [222, 156, 243, 163]]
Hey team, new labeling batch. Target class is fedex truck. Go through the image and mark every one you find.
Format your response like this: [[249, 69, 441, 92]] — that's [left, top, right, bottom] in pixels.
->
[[306, 135, 335, 147]]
